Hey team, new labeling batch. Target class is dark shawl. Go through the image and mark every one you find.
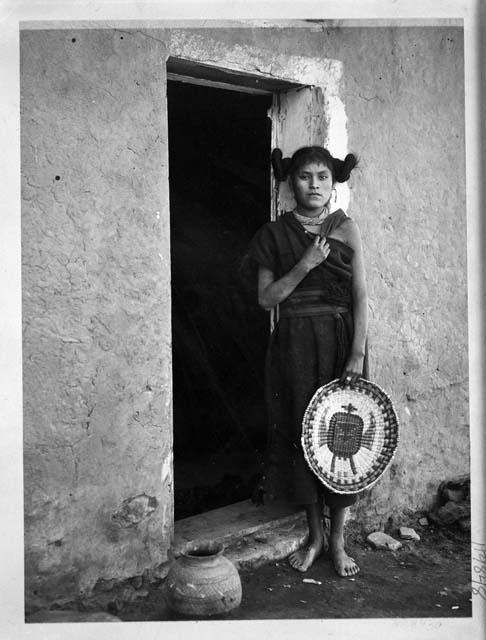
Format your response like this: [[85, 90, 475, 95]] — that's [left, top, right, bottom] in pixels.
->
[[242, 209, 354, 308]]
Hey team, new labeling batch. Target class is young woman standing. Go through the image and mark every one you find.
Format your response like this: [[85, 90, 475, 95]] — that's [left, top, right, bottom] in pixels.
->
[[247, 146, 368, 576]]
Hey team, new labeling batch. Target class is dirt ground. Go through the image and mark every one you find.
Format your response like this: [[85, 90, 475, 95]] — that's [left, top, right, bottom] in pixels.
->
[[118, 523, 472, 621]]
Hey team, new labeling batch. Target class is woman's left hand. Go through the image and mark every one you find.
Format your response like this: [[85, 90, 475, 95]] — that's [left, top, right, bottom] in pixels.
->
[[340, 353, 364, 386]]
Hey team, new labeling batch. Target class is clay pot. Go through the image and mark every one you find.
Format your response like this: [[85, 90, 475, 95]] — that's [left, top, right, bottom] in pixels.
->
[[165, 540, 242, 617]]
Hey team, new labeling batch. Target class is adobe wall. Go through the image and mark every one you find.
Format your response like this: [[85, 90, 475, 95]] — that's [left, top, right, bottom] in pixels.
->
[[21, 24, 467, 609], [21, 29, 172, 609], [319, 26, 467, 526]]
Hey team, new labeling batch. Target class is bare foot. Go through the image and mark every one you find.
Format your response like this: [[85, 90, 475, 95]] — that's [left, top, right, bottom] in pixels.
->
[[288, 540, 323, 572], [331, 544, 360, 577]]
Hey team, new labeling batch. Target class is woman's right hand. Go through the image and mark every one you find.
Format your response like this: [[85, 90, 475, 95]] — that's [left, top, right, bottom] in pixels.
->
[[300, 235, 330, 272], [258, 236, 330, 309]]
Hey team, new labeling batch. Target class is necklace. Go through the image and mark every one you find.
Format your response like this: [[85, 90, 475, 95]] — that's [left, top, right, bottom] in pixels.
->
[[293, 206, 330, 227]]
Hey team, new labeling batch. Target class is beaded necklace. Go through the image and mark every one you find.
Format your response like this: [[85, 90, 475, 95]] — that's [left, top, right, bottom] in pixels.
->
[[292, 206, 330, 229]]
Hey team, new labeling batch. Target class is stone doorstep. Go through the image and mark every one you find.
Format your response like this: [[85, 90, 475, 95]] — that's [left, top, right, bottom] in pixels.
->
[[173, 499, 307, 570], [225, 518, 308, 571]]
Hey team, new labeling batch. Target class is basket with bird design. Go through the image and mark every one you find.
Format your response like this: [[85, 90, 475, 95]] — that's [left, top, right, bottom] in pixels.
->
[[302, 378, 399, 494]]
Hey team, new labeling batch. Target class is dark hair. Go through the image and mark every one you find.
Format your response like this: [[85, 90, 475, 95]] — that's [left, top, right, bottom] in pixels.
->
[[271, 146, 358, 183]]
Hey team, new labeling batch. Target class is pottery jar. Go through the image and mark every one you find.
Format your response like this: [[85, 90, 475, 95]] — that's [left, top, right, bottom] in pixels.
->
[[165, 540, 242, 617]]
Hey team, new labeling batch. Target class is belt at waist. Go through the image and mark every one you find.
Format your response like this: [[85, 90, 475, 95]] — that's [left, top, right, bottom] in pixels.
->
[[278, 302, 349, 318], [277, 295, 351, 377], [279, 302, 349, 319]]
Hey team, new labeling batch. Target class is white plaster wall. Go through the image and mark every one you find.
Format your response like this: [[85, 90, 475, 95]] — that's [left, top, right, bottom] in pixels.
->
[[21, 29, 172, 609], [322, 27, 468, 528]]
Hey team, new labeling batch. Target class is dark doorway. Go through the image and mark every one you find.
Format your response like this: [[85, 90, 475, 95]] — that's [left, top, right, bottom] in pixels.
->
[[168, 80, 272, 520]]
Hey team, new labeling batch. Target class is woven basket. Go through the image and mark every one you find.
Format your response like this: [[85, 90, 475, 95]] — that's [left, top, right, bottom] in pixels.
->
[[302, 378, 399, 494]]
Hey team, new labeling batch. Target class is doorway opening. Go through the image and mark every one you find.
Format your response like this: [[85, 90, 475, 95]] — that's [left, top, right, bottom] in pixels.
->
[[168, 79, 273, 520]]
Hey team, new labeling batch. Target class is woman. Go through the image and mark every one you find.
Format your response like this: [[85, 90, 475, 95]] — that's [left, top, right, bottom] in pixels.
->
[[247, 146, 368, 577]]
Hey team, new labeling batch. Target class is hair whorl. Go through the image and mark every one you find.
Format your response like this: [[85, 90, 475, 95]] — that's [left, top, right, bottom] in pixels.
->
[[271, 148, 292, 182], [333, 153, 359, 183], [273, 146, 359, 184]]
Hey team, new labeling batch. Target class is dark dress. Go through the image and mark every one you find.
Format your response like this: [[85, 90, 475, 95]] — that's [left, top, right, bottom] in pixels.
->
[[247, 209, 366, 507]]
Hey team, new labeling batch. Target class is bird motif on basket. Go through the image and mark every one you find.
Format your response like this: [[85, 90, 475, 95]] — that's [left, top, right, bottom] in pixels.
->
[[318, 403, 376, 475], [302, 378, 399, 493]]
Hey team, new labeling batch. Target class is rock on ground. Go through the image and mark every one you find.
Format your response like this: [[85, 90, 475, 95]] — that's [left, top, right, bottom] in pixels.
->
[[438, 476, 470, 504], [366, 532, 402, 551], [429, 501, 470, 526], [399, 527, 420, 541]]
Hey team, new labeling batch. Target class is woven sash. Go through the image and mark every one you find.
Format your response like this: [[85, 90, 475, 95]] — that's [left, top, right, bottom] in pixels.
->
[[279, 291, 350, 378]]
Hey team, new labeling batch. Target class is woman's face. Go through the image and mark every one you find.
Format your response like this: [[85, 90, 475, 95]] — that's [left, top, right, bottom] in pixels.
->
[[291, 162, 334, 213]]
